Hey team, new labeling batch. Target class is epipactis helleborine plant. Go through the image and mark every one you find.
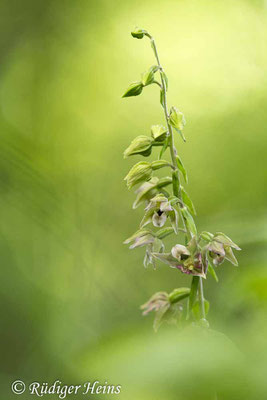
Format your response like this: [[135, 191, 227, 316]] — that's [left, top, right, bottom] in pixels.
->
[[122, 27, 241, 331]]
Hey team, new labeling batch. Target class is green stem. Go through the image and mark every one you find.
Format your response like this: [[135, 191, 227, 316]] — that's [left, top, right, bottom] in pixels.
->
[[149, 34, 190, 234], [198, 276, 206, 319], [149, 36, 181, 197], [148, 34, 191, 239], [147, 32, 205, 322]]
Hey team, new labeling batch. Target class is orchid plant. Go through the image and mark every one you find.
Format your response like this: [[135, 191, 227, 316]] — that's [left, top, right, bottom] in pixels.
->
[[122, 28, 241, 331]]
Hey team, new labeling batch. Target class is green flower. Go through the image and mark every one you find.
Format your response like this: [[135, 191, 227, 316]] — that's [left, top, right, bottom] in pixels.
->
[[140, 194, 179, 233], [141, 291, 169, 315], [207, 232, 241, 266], [132, 176, 172, 209], [153, 236, 205, 277], [123, 229, 154, 249], [141, 287, 190, 331], [169, 107, 186, 131], [151, 125, 167, 142], [169, 106, 186, 141]]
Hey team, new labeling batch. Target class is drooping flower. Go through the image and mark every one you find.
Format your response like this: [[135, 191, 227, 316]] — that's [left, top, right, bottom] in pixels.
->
[[152, 236, 205, 277], [206, 232, 241, 267], [133, 176, 172, 209], [141, 287, 190, 331], [207, 241, 225, 266], [124, 229, 164, 269], [123, 229, 155, 249], [171, 244, 190, 259], [169, 106, 186, 142], [141, 291, 169, 315], [140, 194, 179, 232]]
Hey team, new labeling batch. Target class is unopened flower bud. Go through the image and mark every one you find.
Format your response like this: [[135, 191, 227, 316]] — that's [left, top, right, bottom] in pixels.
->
[[122, 82, 143, 98], [124, 162, 152, 189], [131, 27, 147, 39], [123, 135, 153, 158]]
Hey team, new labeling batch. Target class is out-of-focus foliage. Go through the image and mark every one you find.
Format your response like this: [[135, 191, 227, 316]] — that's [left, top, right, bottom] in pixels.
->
[[0, 0, 266, 398]]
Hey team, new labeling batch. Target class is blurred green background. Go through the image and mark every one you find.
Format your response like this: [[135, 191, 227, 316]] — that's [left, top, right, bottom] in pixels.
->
[[0, 0, 267, 399]]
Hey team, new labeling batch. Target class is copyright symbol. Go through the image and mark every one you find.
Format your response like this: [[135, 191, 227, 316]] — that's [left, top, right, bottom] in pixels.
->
[[11, 380, 25, 395]]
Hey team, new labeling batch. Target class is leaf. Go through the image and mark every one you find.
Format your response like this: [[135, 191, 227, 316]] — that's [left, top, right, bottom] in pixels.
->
[[156, 227, 174, 240], [172, 170, 179, 196], [123, 135, 153, 158], [168, 195, 180, 206], [180, 206, 197, 236], [141, 68, 155, 86], [169, 208, 179, 234], [224, 246, 238, 266], [160, 89, 165, 108], [150, 65, 159, 73], [159, 136, 169, 159], [153, 237, 165, 253], [151, 125, 167, 142], [176, 129, 186, 142], [169, 107, 186, 130], [168, 288, 190, 304], [188, 276, 199, 311], [162, 71, 168, 91], [200, 231, 214, 242], [192, 299, 210, 319], [154, 303, 182, 332], [122, 82, 143, 97], [169, 107, 186, 142], [176, 155, 188, 183], [181, 187, 196, 215], [214, 232, 241, 250], [201, 247, 209, 275], [208, 262, 219, 282], [153, 303, 170, 332], [187, 236, 198, 254], [140, 208, 155, 228]]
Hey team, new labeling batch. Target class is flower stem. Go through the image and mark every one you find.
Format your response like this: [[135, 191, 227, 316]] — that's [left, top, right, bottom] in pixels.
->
[[148, 35, 191, 238], [149, 36, 180, 197], [199, 276, 206, 319], [148, 33, 205, 322]]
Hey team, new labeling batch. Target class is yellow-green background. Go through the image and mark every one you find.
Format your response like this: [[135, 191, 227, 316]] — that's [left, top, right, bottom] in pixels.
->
[[0, 0, 267, 399]]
